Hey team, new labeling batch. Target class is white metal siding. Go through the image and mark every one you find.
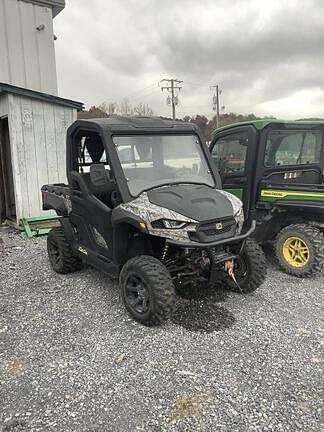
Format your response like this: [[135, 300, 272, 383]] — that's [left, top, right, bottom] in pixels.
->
[[0, 0, 58, 95], [7, 94, 76, 222]]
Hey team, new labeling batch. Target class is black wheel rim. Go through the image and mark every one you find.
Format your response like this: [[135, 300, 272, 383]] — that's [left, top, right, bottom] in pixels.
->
[[48, 237, 61, 267], [125, 273, 150, 315]]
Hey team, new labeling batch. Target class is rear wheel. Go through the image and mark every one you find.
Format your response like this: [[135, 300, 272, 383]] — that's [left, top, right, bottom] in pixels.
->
[[225, 239, 267, 293], [275, 224, 324, 277], [47, 227, 83, 274], [120, 255, 176, 326]]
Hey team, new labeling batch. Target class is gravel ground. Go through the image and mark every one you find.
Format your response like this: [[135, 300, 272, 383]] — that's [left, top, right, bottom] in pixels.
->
[[0, 230, 323, 432]]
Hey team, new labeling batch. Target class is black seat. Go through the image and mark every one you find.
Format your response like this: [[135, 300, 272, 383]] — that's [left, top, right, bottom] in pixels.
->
[[82, 164, 115, 207]]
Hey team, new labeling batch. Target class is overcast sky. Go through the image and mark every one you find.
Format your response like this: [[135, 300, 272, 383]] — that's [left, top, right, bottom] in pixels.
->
[[54, 0, 324, 119]]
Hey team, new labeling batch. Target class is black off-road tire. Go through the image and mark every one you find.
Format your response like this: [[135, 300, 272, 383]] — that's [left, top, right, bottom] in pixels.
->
[[47, 227, 83, 274], [120, 255, 176, 326], [274, 224, 324, 277], [225, 239, 267, 293]]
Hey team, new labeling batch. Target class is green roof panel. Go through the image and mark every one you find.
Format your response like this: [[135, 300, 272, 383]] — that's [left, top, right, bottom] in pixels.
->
[[213, 119, 324, 135]]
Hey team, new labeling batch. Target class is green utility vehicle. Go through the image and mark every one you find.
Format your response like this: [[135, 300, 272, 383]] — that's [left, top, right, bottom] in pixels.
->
[[210, 120, 324, 277]]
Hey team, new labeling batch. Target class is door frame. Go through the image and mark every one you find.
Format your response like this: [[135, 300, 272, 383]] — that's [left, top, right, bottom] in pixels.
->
[[69, 128, 114, 260], [210, 125, 258, 220], [0, 117, 16, 223]]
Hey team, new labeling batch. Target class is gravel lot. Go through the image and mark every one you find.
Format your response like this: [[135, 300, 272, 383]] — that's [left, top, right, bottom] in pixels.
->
[[0, 230, 323, 432]]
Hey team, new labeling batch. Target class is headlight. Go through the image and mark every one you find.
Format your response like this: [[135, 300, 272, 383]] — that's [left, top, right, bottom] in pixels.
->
[[162, 219, 188, 229], [152, 219, 193, 229]]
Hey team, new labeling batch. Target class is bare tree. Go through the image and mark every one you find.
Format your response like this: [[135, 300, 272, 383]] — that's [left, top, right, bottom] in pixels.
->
[[133, 103, 154, 116], [119, 99, 134, 116], [78, 100, 154, 119]]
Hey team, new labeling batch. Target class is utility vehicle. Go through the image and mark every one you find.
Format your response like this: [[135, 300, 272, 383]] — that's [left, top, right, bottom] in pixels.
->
[[210, 119, 324, 277], [42, 116, 266, 326]]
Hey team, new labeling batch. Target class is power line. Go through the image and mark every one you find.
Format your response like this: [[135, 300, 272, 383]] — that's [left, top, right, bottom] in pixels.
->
[[128, 87, 160, 103], [126, 83, 157, 98], [159, 78, 183, 120]]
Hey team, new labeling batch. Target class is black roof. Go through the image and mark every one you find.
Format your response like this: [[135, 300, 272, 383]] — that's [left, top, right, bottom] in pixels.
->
[[73, 116, 199, 133], [0, 83, 84, 111]]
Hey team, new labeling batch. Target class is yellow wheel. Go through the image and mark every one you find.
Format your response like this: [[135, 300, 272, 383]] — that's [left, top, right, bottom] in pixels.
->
[[275, 224, 324, 277], [282, 237, 310, 268]]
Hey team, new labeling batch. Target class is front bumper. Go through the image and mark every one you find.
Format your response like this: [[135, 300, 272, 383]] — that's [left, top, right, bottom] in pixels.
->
[[166, 220, 256, 249]]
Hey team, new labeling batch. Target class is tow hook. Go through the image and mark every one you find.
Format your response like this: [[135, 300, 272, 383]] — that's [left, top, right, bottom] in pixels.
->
[[225, 259, 243, 293]]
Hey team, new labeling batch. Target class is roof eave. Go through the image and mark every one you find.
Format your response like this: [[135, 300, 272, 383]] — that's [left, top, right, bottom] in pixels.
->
[[0, 82, 84, 111], [20, 0, 65, 17]]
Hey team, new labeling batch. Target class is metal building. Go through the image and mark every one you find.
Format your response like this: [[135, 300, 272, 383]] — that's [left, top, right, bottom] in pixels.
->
[[0, 0, 83, 226]]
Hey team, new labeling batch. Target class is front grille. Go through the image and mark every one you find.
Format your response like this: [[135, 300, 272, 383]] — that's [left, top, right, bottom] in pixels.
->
[[199, 218, 235, 236], [190, 217, 236, 243], [201, 224, 232, 236]]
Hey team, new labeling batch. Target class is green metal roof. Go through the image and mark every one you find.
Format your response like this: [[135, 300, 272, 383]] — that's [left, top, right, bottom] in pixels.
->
[[213, 119, 324, 135]]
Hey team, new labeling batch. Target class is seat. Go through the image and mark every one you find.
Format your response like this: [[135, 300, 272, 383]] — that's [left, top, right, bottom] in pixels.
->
[[83, 164, 115, 207]]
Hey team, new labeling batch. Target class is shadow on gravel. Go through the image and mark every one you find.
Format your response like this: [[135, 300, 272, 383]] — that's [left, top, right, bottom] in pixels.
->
[[175, 284, 228, 302], [172, 300, 235, 333]]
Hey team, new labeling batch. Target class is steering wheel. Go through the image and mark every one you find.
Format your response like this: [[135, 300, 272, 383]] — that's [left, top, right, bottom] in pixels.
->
[[219, 159, 235, 173]]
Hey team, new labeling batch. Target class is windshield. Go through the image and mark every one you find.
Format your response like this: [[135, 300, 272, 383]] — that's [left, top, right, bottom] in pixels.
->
[[113, 134, 215, 196]]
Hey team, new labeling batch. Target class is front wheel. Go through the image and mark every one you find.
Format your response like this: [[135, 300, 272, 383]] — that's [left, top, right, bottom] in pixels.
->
[[120, 255, 176, 326], [225, 239, 267, 293]]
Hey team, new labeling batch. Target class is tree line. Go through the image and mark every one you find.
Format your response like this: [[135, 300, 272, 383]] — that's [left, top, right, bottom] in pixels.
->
[[78, 101, 275, 139], [182, 113, 271, 140], [78, 100, 153, 119]]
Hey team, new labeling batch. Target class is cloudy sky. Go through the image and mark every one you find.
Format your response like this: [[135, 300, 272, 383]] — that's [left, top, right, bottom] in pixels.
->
[[54, 0, 324, 119]]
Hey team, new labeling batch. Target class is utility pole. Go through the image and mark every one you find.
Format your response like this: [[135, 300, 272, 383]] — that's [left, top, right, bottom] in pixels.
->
[[210, 85, 223, 128], [159, 78, 183, 119]]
